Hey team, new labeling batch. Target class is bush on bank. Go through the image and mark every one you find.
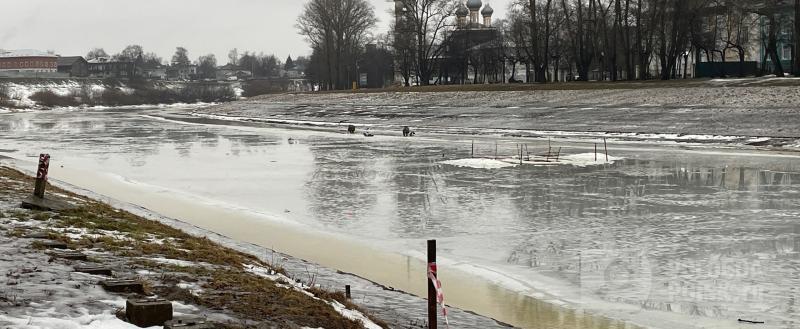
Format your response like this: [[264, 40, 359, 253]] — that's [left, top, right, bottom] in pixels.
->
[[26, 81, 237, 108]]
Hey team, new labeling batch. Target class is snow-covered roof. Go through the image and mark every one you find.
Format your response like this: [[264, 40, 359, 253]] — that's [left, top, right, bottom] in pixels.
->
[[0, 49, 57, 58]]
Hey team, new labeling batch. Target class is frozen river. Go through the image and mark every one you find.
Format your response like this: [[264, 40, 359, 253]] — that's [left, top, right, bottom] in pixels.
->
[[1, 107, 800, 329]]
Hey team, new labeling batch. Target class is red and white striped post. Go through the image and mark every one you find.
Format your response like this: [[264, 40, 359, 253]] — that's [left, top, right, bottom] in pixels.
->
[[33, 154, 50, 198], [428, 239, 437, 329]]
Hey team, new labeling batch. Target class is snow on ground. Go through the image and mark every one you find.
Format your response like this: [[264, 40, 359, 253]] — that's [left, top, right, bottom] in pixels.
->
[[440, 158, 519, 169], [0, 312, 152, 329], [1, 81, 103, 108], [224, 84, 800, 109], [559, 153, 624, 167], [244, 263, 385, 329], [440, 153, 623, 169]]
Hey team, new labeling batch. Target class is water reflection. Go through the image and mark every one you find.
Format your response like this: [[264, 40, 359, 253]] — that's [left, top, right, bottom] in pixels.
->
[[2, 109, 800, 327]]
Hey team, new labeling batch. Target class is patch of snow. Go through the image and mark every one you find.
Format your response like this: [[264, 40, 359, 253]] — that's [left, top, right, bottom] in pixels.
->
[[147, 257, 200, 267], [559, 153, 624, 167], [0, 311, 153, 329], [440, 158, 518, 169], [329, 301, 383, 329]]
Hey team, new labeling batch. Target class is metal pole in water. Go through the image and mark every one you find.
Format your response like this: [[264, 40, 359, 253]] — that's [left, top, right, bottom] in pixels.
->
[[603, 138, 609, 162], [595, 143, 598, 161], [33, 154, 50, 198], [471, 140, 474, 158], [428, 239, 437, 329]]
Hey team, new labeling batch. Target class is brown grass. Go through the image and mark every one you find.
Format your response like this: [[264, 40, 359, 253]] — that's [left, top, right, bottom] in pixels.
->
[[0, 166, 386, 328]]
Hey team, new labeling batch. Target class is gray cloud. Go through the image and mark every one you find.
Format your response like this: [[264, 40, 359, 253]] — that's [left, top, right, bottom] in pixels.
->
[[0, 0, 511, 64]]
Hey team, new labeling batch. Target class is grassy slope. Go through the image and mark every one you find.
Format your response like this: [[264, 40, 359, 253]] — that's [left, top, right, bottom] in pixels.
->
[[0, 166, 387, 329]]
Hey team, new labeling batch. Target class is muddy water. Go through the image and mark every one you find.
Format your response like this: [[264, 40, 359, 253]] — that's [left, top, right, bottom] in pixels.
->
[[2, 108, 800, 329], [9, 162, 629, 329]]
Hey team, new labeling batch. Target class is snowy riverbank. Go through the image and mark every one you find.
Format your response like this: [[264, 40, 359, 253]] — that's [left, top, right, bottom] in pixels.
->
[[194, 84, 800, 149], [0, 166, 386, 329], [0, 79, 240, 111]]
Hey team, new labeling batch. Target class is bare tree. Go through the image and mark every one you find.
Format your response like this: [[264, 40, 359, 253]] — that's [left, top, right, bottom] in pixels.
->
[[197, 54, 217, 79], [143, 52, 162, 66], [795, 0, 800, 74], [391, 15, 417, 86], [172, 47, 191, 66], [114, 45, 144, 61], [297, 0, 377, 90], [397, 0, 456, 85], [228, 48, 239, 66], [86, 48, 108, 60]]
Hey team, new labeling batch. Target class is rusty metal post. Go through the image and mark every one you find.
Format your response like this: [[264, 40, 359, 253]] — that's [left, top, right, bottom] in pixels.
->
[[428, 239, 437, 329], [33, 154, 50, 198]]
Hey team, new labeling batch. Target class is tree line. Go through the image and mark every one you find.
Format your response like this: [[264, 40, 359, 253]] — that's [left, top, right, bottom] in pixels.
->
[[297, 0, 799, 88], [84, 45, 300, 80]]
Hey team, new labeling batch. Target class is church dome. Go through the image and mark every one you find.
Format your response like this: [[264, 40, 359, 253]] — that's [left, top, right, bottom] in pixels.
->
[[466, 0, 482, 10], [456, 3, 469, 17], [481, 4, 494, 16]]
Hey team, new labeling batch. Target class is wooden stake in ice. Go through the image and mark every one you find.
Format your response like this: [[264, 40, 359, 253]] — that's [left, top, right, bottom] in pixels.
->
[[428, 239, 437, 329], [603, 138, 609, 162], [34, 154, 50, 198]]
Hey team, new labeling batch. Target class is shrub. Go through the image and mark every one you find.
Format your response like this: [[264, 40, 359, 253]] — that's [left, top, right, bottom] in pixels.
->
[[29, 90, 79, 107], [242, 80, 285, 97], [178, 84, 236, 103]]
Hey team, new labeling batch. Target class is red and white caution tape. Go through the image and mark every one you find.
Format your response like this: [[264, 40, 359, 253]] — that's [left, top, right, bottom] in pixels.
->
[[428, 262, 450, 328], [37, 154, 50, 180]]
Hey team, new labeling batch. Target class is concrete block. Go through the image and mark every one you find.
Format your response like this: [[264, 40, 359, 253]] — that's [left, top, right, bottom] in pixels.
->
[[20, 195, 76, 211], [49, 251, 87, 261], [38, 240, 68, 249], [101, 279, 145, 294], [164, 318, 214, 328], [126, 298, 173, 327], [74, 266, 112, 276], [24, 231, 51, 239]]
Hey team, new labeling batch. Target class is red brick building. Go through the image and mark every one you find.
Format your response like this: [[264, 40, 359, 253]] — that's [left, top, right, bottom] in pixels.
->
[[0, 50, 58, 73]]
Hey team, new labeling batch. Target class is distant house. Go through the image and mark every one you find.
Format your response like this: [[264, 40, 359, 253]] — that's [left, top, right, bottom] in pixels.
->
[[57, 56, 89, 77], [0, 49, 60, 77], [167, 64, 197, 80], [284, 67, 305, 79], [87, 57, 138, 79], [142, 64, 167, 80], [216, 64, 252, 81]]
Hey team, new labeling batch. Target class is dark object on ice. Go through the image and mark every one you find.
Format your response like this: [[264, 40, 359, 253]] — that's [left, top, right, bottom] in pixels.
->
[[101, 279, 145, 294], [363, 131, 374, 137], [738, 319, 765, 324], [126, 298, 173, 327], [49, 251, 87, 261], [74, 265, 113, 276], [403, 126, 411, 136], [345, 285, 351, 299], [37, 240, 68, 249], [347, 125, 356, 134], [164, 318, 214, 329]]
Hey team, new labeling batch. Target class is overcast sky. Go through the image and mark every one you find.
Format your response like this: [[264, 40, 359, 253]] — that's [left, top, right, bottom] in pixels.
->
[[0, 0, 512, 64]]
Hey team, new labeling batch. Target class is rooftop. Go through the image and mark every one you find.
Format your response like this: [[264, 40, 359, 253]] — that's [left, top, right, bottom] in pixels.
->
[[57, 56, 86, 66], [0, 49, 57, 58]]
